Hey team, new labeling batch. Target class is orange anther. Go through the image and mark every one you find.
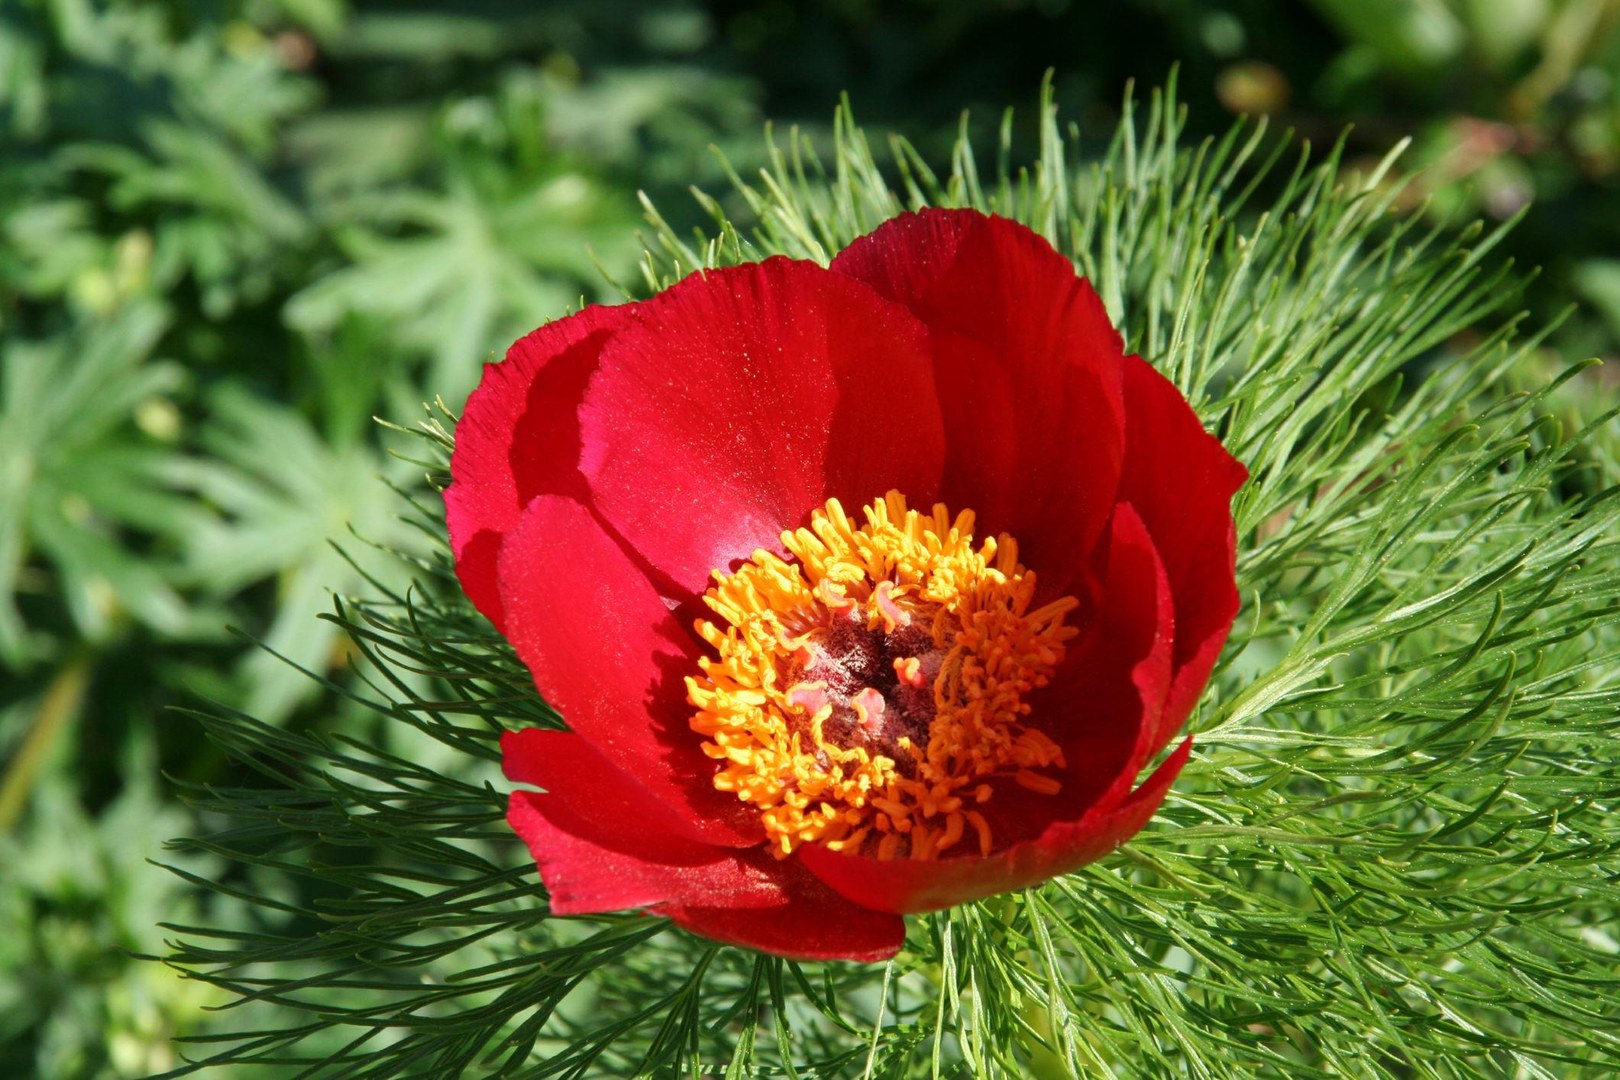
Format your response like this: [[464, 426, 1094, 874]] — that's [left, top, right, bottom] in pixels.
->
[[964, 810, 993, 855], [936, 812, 966, 853], [1013, 770, 1063, 796]]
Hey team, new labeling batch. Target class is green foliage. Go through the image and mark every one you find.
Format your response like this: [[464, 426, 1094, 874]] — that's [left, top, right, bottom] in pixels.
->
[[283, 74, 644, 405], [158, 85, 1620, 1076], [0, 303, 195, 665], [1, 711, 218, 1079], [166, 387, 426, 720], [1301, 0, 1620, 362]]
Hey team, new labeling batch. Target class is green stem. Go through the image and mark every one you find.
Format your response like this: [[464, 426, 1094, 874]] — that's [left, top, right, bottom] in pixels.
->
[[860, 958, 896, 1079], [0, 653, 91, 832]]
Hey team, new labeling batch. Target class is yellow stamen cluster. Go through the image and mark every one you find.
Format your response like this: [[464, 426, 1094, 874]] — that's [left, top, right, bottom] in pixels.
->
[[686, 491, 1080, 861]]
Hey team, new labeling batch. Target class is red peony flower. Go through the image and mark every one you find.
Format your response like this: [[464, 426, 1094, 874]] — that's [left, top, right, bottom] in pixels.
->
[[446, 209, 1246, 962]]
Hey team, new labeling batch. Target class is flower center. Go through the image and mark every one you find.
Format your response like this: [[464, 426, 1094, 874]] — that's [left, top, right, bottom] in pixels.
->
[[686, 492, 1079, 861]]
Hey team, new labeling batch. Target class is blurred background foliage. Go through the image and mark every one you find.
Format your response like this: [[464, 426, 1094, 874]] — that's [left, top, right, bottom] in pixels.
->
[[1, 0, 1617, 1075]]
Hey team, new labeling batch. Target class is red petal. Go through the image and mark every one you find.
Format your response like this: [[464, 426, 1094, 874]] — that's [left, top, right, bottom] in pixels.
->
[[504, 728, 727, 862], [1118, 356, 1247, 746], [504, 729, 904, 958], [1043, 502, 1176, 813], [497, 494, 759, 846], [579, 257, 946, 597], [447, 305, 630, 630], [831, 209, 1126, 598], [799, 739, 1190, 914], [504, 729, 783, 915], [510, 792, 774, 914], [655, 858, 906, 962]]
